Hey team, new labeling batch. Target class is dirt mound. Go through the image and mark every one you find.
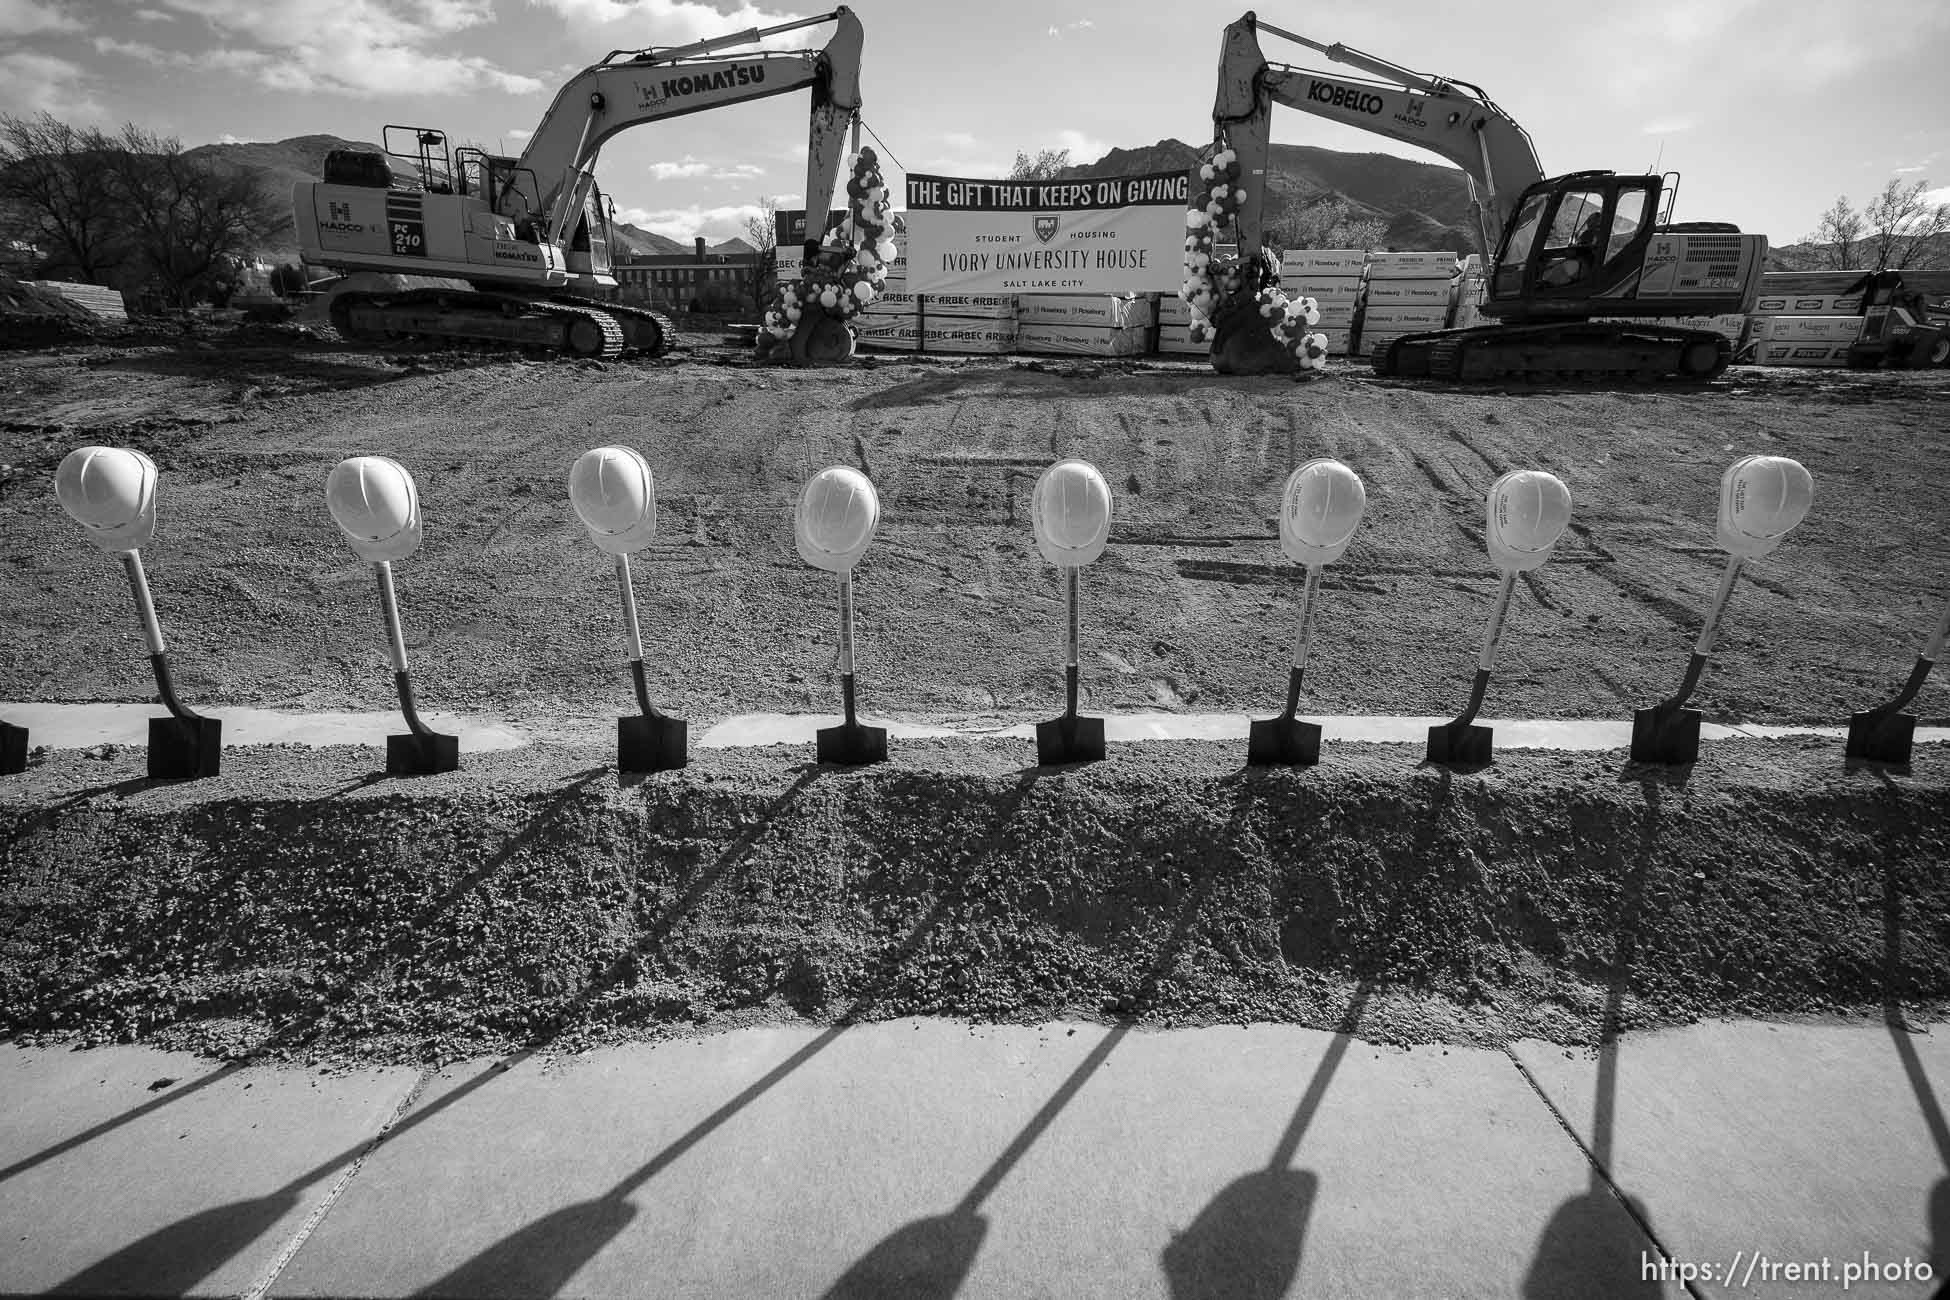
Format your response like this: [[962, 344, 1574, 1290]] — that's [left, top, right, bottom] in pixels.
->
[[0, 275, 111, 348], [3, 737, 1943, 1066]]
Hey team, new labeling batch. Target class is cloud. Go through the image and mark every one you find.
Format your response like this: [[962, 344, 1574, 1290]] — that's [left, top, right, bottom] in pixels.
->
[[133, 6, 174, 16], [525, 0, 819, 49], [0, 49, 99, 116], [940, 131, 977, 149], [649, 155, 712, 180], [216, 132, 257, 143], [0, 0, 81, 36], [93, 35, 166, 58], [1925, 186, 1950, 208], [1896, 165, 1925, 174], [506, 127, 532, 140], [613, 200, 772, 241], [139, 0, 544, 95], [1046, 18, 1092, 37], [1053, 128, 1108, 164], [1641, 118, 1695, 136]]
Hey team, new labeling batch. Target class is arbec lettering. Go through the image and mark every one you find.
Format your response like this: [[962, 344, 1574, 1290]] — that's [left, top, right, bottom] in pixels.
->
[[661, 64, 765, 99], [1307, 79, 1384, 115]]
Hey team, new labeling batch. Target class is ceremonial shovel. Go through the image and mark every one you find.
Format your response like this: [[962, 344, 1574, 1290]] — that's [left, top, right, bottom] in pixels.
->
[[1427, 470, 1572, 766], [1249, 459, 1366, 767], [56, 446, 222, 779], [1632, 456, 1812, 765], [326, 457, 459, 776], [1032, 460, 1112, 767], [570, 447, 686, 772], [798, 466, 887, 766]]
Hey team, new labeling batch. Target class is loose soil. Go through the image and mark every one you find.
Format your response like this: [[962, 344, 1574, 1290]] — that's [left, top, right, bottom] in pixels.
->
[[2, 329, 1946, 1066], [3, 737, 1945, 1067]]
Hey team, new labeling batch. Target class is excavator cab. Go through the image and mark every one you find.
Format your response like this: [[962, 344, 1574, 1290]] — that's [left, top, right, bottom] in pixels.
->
[[1490, 172, 1659, 319]]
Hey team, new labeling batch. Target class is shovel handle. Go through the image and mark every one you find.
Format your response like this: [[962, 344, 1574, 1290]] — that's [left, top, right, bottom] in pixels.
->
[[1477, 569, 1518, 673], [119, 551, 167, 656], [839, 571, 855, 677], [375, 561, 409, 675], [1693, 555, 1745, 658], [1065, 565, 1080, 670], [615, 553, 644, 663], [1923, 599, 1950, 664], [1291, 565, 1322, 675]]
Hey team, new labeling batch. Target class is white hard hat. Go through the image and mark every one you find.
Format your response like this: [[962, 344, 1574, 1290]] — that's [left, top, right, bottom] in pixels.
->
[[1485, 469, 1572, 572], [55, 445, 158, 552], [326, 456, 421, 563], [569, 446, 657, 555], [1031, 458, 1113, 567], [1278, 458, 1366, 566], [795, 465, 880, 573], [1717, 455, 1813, 558]]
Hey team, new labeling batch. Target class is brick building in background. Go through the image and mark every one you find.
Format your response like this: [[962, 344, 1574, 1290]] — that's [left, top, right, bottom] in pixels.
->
[[611, 236, 761, 313]]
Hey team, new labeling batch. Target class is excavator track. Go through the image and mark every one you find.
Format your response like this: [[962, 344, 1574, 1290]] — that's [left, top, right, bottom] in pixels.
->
[[552, 296, 676, 357], [1375, 322, 1731, 384], [330, 288, 625, 359]]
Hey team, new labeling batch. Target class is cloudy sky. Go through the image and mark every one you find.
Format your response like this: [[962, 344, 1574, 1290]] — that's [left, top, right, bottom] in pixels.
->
[[2, 0, 1945, 246]]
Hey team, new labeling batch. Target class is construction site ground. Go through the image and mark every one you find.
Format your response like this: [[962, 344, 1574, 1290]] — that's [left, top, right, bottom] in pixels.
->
[[2, 324, 1947, 1058]]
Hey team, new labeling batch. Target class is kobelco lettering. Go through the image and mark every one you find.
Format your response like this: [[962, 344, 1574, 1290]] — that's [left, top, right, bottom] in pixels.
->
[[1308, 80, 1384, 115]]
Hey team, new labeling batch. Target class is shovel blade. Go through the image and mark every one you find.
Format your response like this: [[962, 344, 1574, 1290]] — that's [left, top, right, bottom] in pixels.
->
[[619, 713, 688, 772], [1845, 710, 1916, 767], [817, 722, 888, 766], [1630, 705, 1700, 766], [1036, 714, 1106, 767], [0, 721, 27, 775], [387, 730, 460, 777], [1247, 716, 1322, 767], [148, 715, 222, 780], [1426, 721, 1494, 766]]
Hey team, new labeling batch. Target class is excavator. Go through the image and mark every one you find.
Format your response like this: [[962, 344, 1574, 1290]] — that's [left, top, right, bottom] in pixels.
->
[[293, 8, 863, 361], [1204, 12, 1768, 381]]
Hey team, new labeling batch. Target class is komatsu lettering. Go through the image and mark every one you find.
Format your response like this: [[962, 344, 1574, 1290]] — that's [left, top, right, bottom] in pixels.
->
[[1308, 80, 1384, 115], [661, 64, 765, 98]]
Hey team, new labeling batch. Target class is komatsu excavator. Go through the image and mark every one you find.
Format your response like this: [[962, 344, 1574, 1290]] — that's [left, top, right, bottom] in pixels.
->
[[293, 8, 863, 360], [1205, 12, 1768, 381]]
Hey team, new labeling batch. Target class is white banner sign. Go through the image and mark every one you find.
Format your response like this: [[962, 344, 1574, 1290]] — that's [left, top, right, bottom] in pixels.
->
[[903, 170, 1188, 295]]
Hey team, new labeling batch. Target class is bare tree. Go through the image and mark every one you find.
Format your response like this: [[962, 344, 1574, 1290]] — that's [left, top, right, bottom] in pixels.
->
[[1861, 176, 1950, 270], [105, 124, 286, 307], [1008, 148, 1071, 181], [741, 193, 782, 305], [1804, 195, 1863, 271], [0, 112, 127, 284]]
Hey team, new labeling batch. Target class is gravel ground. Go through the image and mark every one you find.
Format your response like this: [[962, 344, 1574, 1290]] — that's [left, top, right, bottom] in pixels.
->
[[4, 736, 1945, 1067]]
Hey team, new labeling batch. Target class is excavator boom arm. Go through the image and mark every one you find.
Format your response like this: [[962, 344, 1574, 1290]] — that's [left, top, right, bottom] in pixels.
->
[[1212, 12, 1542, 260], [511, 6, 863, 247]]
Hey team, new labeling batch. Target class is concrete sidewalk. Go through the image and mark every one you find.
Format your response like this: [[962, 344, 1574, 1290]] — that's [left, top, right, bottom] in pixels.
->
[[2, 1019, 1945, 1299]]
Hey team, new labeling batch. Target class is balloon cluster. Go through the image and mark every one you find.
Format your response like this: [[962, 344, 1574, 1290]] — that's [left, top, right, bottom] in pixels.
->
[[762, 148, 897, 344], [1178, 138, 1331, 370]]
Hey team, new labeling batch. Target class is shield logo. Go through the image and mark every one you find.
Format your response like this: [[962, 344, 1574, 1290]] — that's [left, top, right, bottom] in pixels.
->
[[1033, 214, 1059, 244]]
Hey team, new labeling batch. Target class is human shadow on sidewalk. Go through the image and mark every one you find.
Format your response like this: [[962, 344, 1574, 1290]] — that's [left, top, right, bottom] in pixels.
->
[[405, 775, 1043, 1298], [1519, 780, 1668, 1300], [817, 870, 1215, 1300], [1156, 982, 1370, 1300], [40, 764, 815, 1297], [1882, 857, 1950, 1296]]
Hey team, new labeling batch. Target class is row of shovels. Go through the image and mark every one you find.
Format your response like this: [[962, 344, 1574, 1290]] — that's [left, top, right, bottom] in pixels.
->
[[3, 447, 1941, 782]]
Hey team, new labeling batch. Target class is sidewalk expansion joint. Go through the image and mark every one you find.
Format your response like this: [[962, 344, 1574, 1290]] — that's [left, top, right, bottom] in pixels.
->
[[239, 1066, 437, 1300], [1500, 1045, 1709, 1300]]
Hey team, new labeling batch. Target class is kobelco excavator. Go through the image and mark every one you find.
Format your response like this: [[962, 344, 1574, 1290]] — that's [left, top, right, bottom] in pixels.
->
[[294, 8, 863, 360], [1203, 12, 1768, 381]]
